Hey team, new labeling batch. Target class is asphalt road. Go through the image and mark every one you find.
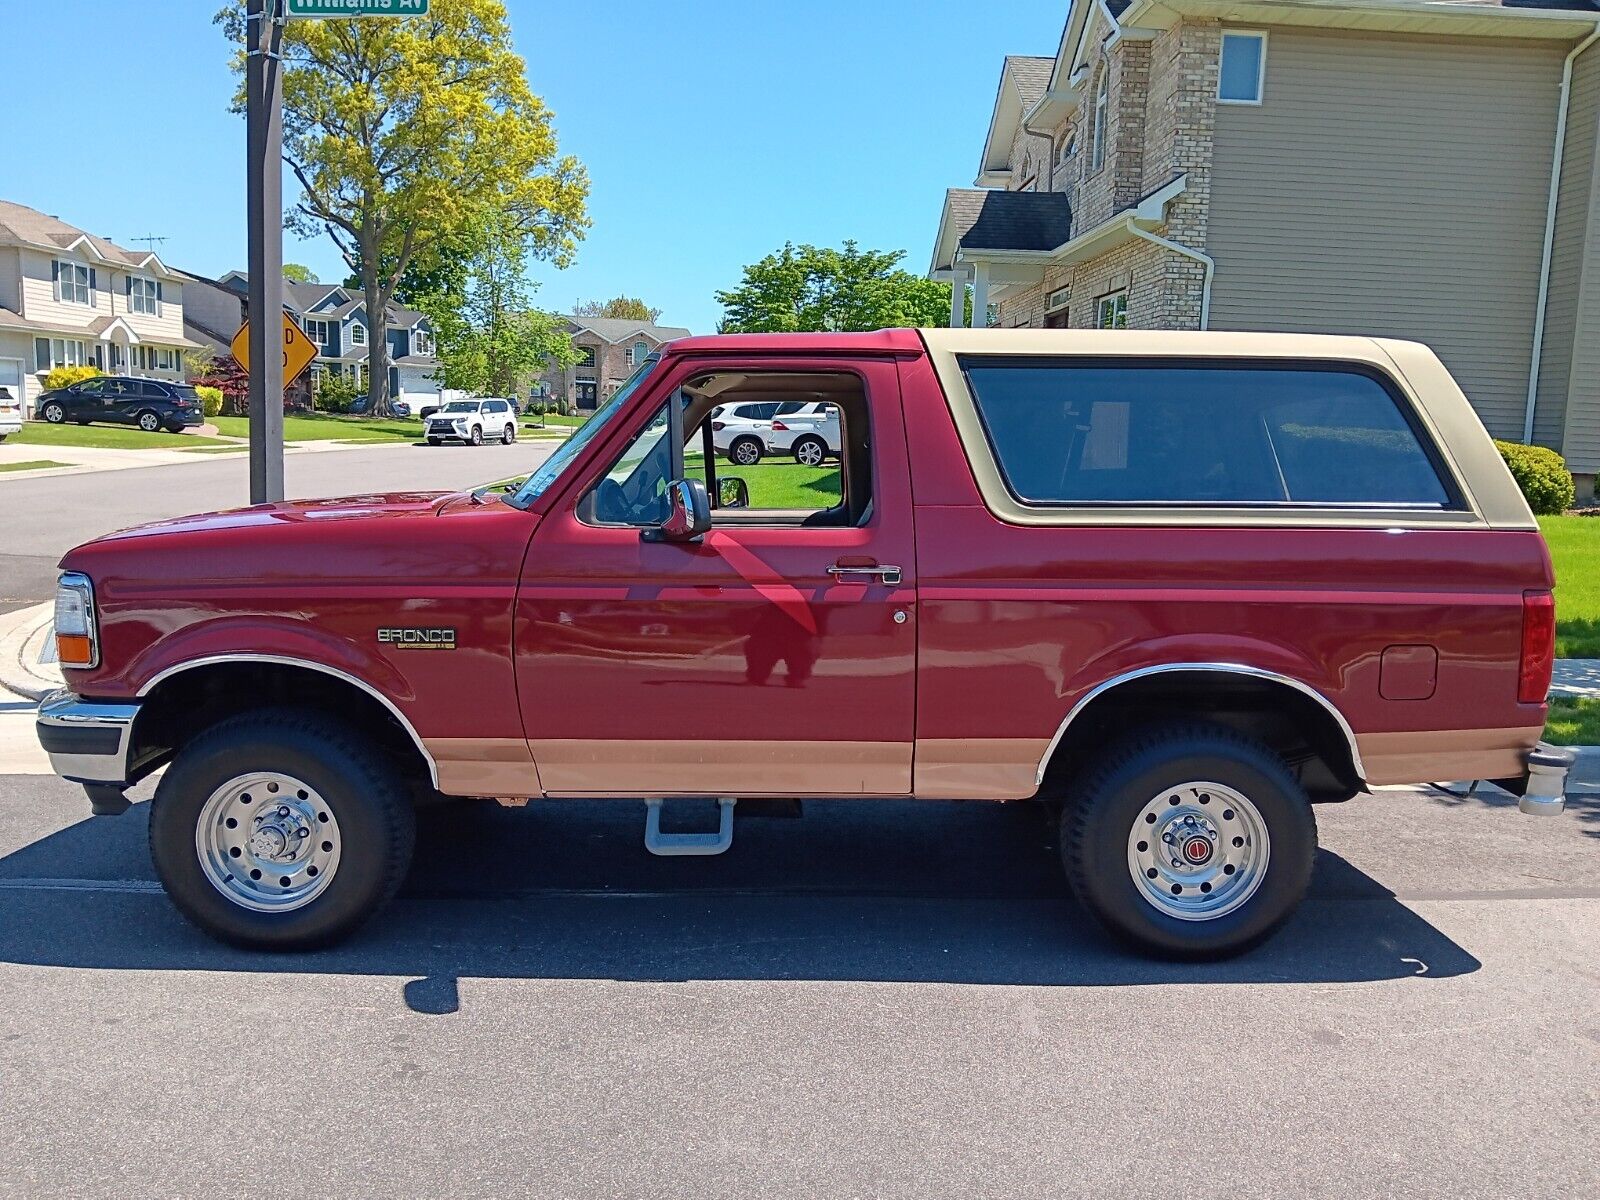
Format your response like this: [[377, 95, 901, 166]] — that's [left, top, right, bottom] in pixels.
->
[[0, 754, 1595, 1197], [0, 438, 552, 613]]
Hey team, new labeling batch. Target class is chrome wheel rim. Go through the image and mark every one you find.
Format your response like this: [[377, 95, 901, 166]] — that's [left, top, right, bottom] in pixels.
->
[[796, 441, 823, 466], [733, 441, 759, 465], [195, 772, 342, 912], [1127, 781, 1269, 921], [45, 405, 64, 423], [139, 413, 159, 432]]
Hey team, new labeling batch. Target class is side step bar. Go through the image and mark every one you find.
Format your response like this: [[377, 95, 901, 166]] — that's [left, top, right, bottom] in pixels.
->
[[644, 798, 736, 856]]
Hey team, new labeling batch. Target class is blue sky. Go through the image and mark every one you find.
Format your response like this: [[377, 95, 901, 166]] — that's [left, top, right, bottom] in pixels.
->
[[0, 1, 1062, 332]]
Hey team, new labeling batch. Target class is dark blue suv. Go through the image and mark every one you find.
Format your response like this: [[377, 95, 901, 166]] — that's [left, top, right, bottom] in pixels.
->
[[37, 377, 205, 434]]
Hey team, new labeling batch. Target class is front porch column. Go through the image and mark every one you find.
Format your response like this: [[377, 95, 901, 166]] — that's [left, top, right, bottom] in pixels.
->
[[972, 261, 991, 329], [949, 265, 970, 328]]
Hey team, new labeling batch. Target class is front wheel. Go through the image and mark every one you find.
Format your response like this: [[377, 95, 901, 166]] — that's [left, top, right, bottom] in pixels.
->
[[793, 435, 827, 467], [426, 436, 442, 446], [470, 425, 483, 446], [1059, 723, 1316, 959], [137, 410, 162, 433], [149, 710, 416, 951], [42, 402, 66, 424]]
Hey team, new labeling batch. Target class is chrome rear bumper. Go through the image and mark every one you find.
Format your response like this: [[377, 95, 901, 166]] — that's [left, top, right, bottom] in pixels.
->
[[35, 688, 140, 786]]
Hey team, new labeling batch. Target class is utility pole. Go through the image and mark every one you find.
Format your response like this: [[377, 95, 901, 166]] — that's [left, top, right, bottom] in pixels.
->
[[246, 0, 286, 504]]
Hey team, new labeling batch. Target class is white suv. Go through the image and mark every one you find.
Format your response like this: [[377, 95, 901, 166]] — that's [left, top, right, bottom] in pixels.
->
[[425, 398, 517, 446], [0, 386, 20, 443], [711, 400, 809, 465], [768, 402, 842, 466]]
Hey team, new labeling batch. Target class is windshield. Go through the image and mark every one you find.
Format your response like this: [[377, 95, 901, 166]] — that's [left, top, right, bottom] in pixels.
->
[[507, 358, 660, 508], [441, 401, 479, 414]]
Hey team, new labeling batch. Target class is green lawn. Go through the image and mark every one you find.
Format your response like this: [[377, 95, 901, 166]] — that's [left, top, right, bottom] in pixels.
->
[[9, 423, 227, 449], [1540, 516, 1600, 658], [0, 459, 69, 473], [722, 460, 841, 509], [1545, 697, 1600, 746], [212, 413, 421, 443]]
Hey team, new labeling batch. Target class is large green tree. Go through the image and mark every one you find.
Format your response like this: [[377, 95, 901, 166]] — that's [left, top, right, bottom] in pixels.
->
[[715, 242, 950, 333], [218, 0, 588, 415], [573, 296, 663, 324], [421, 211, 579, 399]]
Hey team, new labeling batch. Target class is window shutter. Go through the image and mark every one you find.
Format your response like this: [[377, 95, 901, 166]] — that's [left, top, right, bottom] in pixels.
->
[[35, 338, 50, 371], [89, 268, 97, 307], [51, 261, 60, 302], [157, 281, 164, 317]]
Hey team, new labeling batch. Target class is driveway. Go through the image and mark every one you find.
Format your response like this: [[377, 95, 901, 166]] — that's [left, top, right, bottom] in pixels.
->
[[0, 439, 551, 613]]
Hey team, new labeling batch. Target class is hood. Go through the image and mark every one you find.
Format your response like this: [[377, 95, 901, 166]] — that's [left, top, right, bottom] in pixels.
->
[[86, 492, 453, 544]]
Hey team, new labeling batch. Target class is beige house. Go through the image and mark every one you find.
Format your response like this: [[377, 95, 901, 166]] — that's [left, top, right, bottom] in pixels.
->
[[537, 316, 690, 412], [0, 200, 200, 417], [931, 0, 1600, 490]]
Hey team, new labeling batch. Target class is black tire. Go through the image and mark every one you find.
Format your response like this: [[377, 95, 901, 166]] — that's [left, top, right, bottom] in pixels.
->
[[42, 402, 65, 424], [501, 423, 515, 445], [137, 410, 162, 433], [1059, 722, 1316, 960], [149, 709, 416, 951], [729, 436, 763, 466], [427, 437, 441, 446], [792, 435, 827, 467], [470, 425, 483, 446]]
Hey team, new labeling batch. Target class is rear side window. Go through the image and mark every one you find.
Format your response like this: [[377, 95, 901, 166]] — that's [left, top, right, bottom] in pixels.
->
[[960, 360, 1453, 508]]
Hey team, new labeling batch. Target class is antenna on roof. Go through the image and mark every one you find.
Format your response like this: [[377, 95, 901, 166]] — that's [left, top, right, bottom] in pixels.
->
[[130, 234, 169, 255]]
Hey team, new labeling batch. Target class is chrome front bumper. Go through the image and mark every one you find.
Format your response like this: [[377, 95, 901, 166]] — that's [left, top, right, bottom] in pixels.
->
[[35, 688, 140, 786], [1516, 743, 1572, 816]]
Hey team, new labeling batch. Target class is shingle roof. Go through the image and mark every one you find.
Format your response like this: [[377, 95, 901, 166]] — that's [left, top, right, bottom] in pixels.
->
[[1105, 0, 1132, 16], [1005, 55, 1055, 110], [946, 188, 1073, 255], [0, 200, 162, 269], [565, 316, 691, 343]]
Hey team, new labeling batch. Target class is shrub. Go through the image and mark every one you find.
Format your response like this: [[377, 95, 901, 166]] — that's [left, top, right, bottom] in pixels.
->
[[314, 373, 362, 414], [195, 386, 224, 418], [1496, 439, 1575, 515], [45, 365, 102, 392]]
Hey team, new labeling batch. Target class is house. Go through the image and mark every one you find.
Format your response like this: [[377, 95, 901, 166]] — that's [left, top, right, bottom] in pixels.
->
[[0, 200, 202, 417], [537, 316, 690, 412], [214, 272, 443, 408], [930, 0, 1600, 492]]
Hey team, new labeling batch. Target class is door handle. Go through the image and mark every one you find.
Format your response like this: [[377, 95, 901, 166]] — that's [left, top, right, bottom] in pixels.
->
[[828, 562, 903, 586]]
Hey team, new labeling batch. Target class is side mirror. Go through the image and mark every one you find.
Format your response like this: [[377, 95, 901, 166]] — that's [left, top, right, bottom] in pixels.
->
[[642, 478, 711, 543], [718, 476, 751, 510]]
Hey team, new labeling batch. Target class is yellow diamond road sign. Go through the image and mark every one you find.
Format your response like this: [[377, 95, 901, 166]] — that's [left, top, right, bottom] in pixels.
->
[[232, 314, 320, 384]]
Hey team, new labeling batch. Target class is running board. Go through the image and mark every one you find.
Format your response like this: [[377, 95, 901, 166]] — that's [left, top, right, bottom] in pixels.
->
[[644, 798, 736, 856]]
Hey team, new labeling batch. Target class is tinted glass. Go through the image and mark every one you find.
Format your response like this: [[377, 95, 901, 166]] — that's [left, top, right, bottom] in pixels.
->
[[735, 403, 779, 421], [137, 382, 166, 399], [74, 379, 104, 396], [170, 385, 201, 401], [961, 361, 1450, 508]]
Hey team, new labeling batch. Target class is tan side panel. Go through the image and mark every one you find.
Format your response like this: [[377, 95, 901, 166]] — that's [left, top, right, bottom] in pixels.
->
[[914, 738, 1050, 800], [532, 740, 911, 797], [429, 737, 541, 798], [1207, 27, 1565, 441], [1357, 726, 1540, 787]]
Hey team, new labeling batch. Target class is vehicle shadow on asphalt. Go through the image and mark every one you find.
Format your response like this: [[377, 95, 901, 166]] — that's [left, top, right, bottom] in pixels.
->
[[0, 794, 1480, 1012], [1421, 782, 1600, 838]]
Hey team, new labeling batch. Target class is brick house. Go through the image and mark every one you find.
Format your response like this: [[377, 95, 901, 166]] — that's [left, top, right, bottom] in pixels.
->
[[930, 0, 1600, 491], [537, 316, 690, 412]]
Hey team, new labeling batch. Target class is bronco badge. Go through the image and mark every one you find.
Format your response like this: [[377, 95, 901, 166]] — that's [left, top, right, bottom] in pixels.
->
[[378, 627, 458, 651]]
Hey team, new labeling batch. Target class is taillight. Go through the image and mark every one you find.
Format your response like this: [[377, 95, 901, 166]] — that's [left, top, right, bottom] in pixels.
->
[[711, 421, 725, 432], [1519, 590, 1555, 704], [771, 420, 789, 431]]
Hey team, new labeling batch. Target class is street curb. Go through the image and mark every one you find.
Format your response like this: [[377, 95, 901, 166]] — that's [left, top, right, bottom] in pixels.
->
[[0, 602, 58, 702]]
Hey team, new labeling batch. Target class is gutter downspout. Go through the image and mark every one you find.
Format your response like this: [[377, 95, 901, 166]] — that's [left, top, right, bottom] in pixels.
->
[[1524, 20, 1600, 444], [1127, 222, 1216, 330]]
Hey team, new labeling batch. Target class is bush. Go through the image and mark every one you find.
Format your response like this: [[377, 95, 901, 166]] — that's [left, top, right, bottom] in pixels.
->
[[1496, 439, 1575, 515], [314, 373, 362, 414], [195, 386, 224, 418], [45, 365, 102, 392]]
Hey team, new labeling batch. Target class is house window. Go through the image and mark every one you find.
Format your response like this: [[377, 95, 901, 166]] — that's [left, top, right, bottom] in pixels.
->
[[128, 276, 160, 316], [1218, 31, 1267, 104], [350, 322, 366, 346], [1058, 133, 1076, 164], [304, 319, 329, 346], [35, 338, 88, 370], [577, 345, 597, 369], [1096, 291, 1128, 329], [55, 261, 93, 306], [415, 331, 432, 355], [1046, 286, 1071, 314], [1091, 67, 1109, 171], [630, 340, 649, 366]]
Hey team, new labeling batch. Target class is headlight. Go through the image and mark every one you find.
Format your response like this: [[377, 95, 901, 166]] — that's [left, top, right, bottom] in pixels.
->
[[54, 572, 99, 668]]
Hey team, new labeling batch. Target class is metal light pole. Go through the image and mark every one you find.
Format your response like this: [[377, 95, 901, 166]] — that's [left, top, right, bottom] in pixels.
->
[[246, 0, 286, 504]]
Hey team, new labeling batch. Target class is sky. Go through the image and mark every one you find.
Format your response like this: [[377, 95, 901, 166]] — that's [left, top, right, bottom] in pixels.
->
[[0, 1, 1064, 333]]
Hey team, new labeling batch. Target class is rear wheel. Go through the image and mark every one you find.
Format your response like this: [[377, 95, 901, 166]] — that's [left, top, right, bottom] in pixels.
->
[[42, 401, 65, 424], [793, 435, 827, 467], [137, 410, 162, 433], [149, 709, 416, 951], [501, 423, 515, 445], [1059, 723, 1316, 959], [729, 436, 763, 466]]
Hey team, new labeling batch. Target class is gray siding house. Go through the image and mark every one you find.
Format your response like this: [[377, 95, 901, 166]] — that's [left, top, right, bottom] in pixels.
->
[[931, 0, 1600, 490]]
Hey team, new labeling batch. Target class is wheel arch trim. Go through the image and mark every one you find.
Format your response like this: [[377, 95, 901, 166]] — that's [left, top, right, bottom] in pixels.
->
[[1035, 662, 1366, 787], [137, 654, 440, 788]]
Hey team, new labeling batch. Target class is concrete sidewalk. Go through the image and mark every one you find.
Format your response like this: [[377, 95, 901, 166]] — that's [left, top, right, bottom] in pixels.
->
[[0, 435, 414, 483]]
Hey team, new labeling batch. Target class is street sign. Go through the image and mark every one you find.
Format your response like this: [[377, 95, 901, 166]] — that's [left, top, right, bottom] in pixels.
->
[[232, 313, 320, 385], [285, 0, 431, 16]]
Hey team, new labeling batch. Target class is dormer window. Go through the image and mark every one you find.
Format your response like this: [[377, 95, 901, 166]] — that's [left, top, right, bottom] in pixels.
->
[[350, 322, 367, 346], [127, 276, 161, 316], [55, 261, 94, 307]]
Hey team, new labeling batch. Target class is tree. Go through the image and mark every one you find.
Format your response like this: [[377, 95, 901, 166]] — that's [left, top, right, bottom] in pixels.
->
[[420, 211, 581, 399], [283, 263, 319, 284], [715, 242, 952, 333], [216, 0, 589, 415], [573, 296, 662, 324]]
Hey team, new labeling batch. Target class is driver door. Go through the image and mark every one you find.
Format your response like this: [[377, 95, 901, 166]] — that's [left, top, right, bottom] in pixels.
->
[[515, 356, 918, 797]]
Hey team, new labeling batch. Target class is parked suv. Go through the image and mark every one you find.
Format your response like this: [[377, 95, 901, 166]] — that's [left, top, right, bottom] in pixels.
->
[[0, 385, 20, 442], [425, 398, 517, 446], [767, 401, 841, 465], [710, 400, 808, 465], [37, 377, 204, 434], [36, 330, 1571, 959]]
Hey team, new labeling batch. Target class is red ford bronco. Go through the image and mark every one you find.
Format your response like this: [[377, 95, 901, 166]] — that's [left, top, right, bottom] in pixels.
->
[[37, 329, 1570, 958]]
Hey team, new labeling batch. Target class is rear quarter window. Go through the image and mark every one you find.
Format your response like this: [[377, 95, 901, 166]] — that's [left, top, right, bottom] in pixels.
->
[[959, 359, 1454, 509]]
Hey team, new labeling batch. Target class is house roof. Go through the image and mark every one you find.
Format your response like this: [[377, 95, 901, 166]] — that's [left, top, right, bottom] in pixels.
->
[[0, 200, 177, 276], [977, 56, 1059, 185], [564, 316, 692, 343], [931, 189, 1074, 273], [225, 273, 431, 328]]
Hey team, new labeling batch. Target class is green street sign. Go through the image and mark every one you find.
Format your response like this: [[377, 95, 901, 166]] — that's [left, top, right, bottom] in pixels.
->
[[285, 0, 430, 17]]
